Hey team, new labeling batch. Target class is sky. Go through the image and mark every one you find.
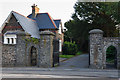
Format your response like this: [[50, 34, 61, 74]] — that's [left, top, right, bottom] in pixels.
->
[[0, 0, 77, 27]]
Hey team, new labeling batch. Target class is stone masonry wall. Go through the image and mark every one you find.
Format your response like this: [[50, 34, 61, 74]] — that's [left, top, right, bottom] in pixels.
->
[[26, 41, 40, 67], [89, 33, 104, 69], [2, 30, 57, 68], [39, 31, 55, 68], [15, 33, 26, 66], [89, 29, 120, 69], [2, 44, 16, 67], [2, 32, 26, 67], [103, 37, 119, 68], [0, 34, 2, 67]]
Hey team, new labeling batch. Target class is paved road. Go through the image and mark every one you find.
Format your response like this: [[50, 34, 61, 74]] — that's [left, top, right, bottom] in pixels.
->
[[2, 66, 119, 78], [2, 54, 119, 79], [57, 54, 89, 69], [2, 78, 119, 80]]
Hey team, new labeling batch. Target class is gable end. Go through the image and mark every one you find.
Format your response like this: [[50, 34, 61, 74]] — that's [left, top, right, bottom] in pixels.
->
[[2, 14, 24, 34]]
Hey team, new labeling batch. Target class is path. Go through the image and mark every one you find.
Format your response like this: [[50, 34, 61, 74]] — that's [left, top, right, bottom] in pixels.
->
[[57, 54, 89, 69]]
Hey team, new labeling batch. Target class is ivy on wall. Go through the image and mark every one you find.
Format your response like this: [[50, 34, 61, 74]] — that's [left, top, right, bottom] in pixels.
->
[[40, 36, 47, 47], [44, 38, 46, 47], [23, 37, 39, 46]]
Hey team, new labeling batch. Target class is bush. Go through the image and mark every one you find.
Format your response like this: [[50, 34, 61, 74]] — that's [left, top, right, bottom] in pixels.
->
[[62, 41, 78, 55]]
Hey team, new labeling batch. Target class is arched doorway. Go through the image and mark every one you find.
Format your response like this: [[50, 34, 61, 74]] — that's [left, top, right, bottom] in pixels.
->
[[106, 45, 117, 69], [30, 46, 37, 66]]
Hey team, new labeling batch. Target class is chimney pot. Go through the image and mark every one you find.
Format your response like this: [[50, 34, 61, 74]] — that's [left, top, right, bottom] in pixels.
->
[[31, 4, 39, 18]]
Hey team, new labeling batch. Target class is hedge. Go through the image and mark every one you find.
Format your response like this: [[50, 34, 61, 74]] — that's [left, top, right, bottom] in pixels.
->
[[62, 41, 78, 55]]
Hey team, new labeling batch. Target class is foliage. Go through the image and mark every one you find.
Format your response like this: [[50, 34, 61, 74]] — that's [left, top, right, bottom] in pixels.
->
[[25, 37, 39, 44], [106, 46, 117, 63], [60, 51, 82, 58], [64, 2, 120, 52], [76, 51, 82, 55], [64, 20, 90, 52], [62, 41, 78, 55], [59, 55, 74, 58], [73, 2, 119, 37]]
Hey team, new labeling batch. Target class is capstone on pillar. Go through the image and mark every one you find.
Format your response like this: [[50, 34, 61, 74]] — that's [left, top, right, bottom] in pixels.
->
[[89, 29, 105, 69]]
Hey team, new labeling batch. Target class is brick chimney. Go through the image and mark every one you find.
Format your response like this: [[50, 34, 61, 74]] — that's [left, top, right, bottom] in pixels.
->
[[31, 4, 39, 18]]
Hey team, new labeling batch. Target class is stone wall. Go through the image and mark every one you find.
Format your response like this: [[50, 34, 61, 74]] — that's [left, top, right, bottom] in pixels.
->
[[89, 29, 120, 69], [2, 31, 27, 67], [0, 34, 2, 67], [26, 41, 40, 67], [2, 30, 59, 68], [89, 29, 104, 69], [2, 44, 16, 67], [15, 32, 26, 66], [39, 31, 55, 68]]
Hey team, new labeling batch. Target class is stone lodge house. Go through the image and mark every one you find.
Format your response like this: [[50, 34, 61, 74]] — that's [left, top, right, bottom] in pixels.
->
[[0, 4, 64, 67]]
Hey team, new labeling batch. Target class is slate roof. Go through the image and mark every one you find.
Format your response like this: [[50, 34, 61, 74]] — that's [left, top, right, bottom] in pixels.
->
[[54, 20, 61, 28], [1, 11, 62, 39], [28, 13, 60, 30], [12, 11, 40, 38]]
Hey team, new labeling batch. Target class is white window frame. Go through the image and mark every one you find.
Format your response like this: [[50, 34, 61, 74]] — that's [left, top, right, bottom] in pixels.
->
[[4, 33, 17, 44], [59, 40, 62, 52], [58, 24, 62, 34]]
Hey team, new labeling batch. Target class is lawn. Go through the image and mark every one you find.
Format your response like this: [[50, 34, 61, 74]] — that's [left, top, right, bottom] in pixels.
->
[[59, 51, 82, 58], [59, 55, 74, 58]]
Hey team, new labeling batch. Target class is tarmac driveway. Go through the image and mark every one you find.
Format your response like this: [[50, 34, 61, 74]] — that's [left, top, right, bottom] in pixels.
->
[[57, 54, 89, 69]]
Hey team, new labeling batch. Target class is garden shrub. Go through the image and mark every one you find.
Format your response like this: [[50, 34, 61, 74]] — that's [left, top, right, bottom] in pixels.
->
[[62, 41, 78, 55]]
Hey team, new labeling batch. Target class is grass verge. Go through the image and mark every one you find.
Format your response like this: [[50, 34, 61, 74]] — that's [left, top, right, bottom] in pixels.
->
[[59, 55, 74, 58], [60, 51, 83, 58]]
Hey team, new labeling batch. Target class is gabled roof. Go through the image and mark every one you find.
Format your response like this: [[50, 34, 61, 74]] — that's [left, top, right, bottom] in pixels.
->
[[28, 13, 58, 30], [1, 11, 40, 39], [54, 20, 61, 28], [1, 10, 62, 38]]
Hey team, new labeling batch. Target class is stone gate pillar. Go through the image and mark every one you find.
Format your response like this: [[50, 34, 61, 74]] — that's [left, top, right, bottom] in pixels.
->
[[39, 31, 55, 68], [89, 29, 104, 69]]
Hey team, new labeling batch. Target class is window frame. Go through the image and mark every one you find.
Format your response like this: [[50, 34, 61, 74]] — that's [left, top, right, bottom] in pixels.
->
[[4, 33, 17, 44]]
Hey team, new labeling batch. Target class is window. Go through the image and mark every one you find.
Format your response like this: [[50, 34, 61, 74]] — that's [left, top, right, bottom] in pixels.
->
[[7, 38, 10, 44], [11, 38, 14, 44], [59, 40, 62, 52], [4, 32, 17, 44], [58, 25, 62, 34]]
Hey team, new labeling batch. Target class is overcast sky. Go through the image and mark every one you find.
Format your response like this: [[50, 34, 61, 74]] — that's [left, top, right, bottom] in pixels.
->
[[0, 0, 77, 27]]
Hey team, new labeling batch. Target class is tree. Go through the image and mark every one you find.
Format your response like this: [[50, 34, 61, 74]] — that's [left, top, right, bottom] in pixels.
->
[[64, 2, 120, 52]]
